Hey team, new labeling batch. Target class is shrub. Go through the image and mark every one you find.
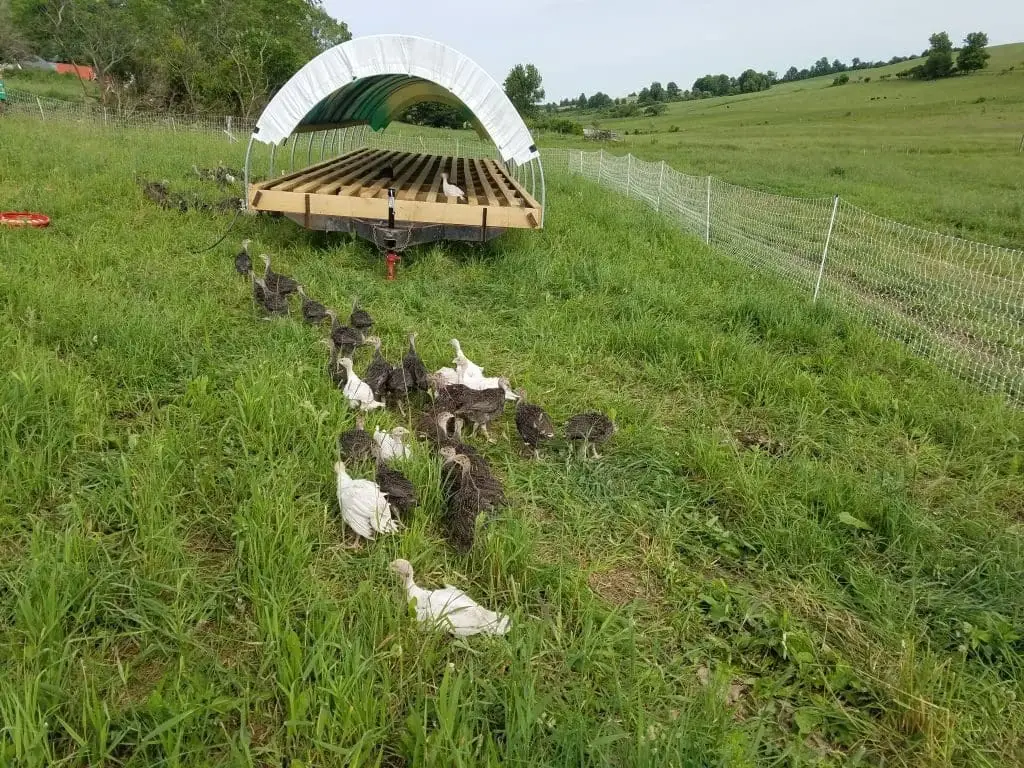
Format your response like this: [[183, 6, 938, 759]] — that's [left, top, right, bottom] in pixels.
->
[[832, 73, 851, 86], [864, 76, 871, 82]]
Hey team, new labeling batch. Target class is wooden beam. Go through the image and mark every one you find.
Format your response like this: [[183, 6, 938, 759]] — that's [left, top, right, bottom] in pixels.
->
[[425, 156, 450, 203], [472, 158, 499, 207], [461, 157, 479, 206], [322, 150, 404, 195], [251, 188, 539, 229], [291, 148, 377, 193], [498, 162, 544, 211], [481, 160, 518, 207], [259, 152, 357, 191], [357, 152, 424, 199], [400, 155, 439, 201]]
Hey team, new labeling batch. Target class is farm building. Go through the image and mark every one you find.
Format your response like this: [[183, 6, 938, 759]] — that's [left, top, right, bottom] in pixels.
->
[[245, 35, 545, 251]]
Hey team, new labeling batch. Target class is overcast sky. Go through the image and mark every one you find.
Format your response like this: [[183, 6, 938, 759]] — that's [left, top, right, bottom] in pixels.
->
[[323, 0, 1023, 100]]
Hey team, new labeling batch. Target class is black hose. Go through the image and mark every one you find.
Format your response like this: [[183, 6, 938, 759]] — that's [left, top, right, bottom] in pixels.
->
[[188, 206, 244, 254]]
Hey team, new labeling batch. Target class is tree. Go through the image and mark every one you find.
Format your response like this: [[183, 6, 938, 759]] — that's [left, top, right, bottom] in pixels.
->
[[666, 81, 680, 99], [811, 57, 830, 76], [577, 92, 587, 108], [643, 101, 666, 116], [783, 66, 799, 81], [401, 101, 472, 129], [957, 32, 990, 74], [831, 59, 846, 72], [637, 86, 651, 103], [0, 0, 31, 61], [503, 63, 544, 117], [648, 81, 665, 101], [586, 91, 612, 109], [921, 31, 954, 79]]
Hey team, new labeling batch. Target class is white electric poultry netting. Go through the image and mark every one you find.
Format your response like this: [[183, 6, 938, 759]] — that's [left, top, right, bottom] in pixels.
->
[[556, 147, 1023, 407], [4, 90, 1021, 406]]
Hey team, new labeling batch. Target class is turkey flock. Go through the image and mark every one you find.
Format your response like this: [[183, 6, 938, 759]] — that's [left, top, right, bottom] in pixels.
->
[[233, 240, 617, 636]]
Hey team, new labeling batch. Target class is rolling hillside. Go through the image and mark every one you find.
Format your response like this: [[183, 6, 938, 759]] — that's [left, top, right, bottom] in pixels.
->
[[544, 44, 1024, 247]]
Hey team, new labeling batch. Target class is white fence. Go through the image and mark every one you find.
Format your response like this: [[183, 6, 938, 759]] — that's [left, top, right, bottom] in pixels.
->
[[545, 149, 1024, 407], [3, 89, 1021, 406]]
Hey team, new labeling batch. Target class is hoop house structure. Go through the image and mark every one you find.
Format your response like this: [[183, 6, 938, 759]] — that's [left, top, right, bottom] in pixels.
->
[[244, 35, 545, 250]]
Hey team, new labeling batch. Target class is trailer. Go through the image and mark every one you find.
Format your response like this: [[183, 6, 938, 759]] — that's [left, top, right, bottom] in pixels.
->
[[244, 35, 545, 270]]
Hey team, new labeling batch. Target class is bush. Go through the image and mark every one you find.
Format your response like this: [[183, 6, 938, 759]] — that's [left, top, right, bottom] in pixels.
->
[[863, 76, 871, 82], [831, 73, 850, 86], [532, 117, 584, 135]]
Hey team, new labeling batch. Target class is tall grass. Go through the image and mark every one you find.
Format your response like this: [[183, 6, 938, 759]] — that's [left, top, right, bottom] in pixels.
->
[[1, 117, 1023, 766]]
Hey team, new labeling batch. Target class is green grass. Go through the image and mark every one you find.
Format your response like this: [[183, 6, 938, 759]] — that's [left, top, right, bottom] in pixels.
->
[[544, 44, 1024, 248], [1, 69, 101, 102], [2, 115, 1024, 766]]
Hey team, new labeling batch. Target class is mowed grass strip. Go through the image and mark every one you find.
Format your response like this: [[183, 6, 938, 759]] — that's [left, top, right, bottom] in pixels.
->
[[1, 117, 1023, 766]]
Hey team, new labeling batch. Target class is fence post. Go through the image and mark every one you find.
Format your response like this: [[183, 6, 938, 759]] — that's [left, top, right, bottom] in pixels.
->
[[704, 176, 712, 244], [813, 195, 841, 302], [627, 154, 633, 196], [656, 161, 665, 212], [35, 97, 45, 121]]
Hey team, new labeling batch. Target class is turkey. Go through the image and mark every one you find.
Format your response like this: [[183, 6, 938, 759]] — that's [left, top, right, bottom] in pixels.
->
[[363, 337, 394, 400], [337, 414, 375, 463], [373, 426, 412, 461], [429, 367, 459, 392], [440, 452, 482, 553], [260, 254, 298, 296], [438, 445, 505, 512], [390, 559, 510, 637], [376, 460, 417, 520], [349, 299, 374, 331], [141, 178, 171, 206], [402, 332, 431, 393], [325, 310, 366, 356], [452, 386, 507, 442], [297, 285, 329, 325], [441, 173, 466, 202], [321, 338, 346, 389], [339, 357, 385, 411], [565, 411, 617, 459], [335, 460, 398, 541], [450, 338, 485, 382], [514, 389, 555, 458], [251, 274, 288, 317], [234, 239, 252, 275], [416, 408, 458, 446]]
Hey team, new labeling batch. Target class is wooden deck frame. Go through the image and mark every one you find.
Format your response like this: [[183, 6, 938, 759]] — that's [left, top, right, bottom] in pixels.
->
[[249, 149, 542, 230]]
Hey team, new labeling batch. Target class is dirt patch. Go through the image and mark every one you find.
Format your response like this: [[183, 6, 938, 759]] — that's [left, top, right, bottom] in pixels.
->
[[733, 428, 787, 457], [588, 564, 649, 607]]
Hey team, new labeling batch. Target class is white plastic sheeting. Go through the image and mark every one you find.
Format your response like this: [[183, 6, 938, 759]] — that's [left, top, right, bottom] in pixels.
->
[[252, 35, 540, 166]]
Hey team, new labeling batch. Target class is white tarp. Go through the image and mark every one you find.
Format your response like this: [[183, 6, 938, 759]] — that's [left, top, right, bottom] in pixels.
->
[[253, 35, 540, 166]]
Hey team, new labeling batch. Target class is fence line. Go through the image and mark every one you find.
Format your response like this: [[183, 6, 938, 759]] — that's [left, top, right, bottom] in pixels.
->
[[3, 89, 1021, 405], [546, 148, 1023, 406]]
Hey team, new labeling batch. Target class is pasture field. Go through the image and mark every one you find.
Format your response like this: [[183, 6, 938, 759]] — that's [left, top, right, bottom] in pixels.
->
[[1, 115, 1024, 766], [545, 44, 1024, 248]]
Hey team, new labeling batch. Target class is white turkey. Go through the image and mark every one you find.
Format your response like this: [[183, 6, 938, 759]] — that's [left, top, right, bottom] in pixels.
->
[[335, 460, 398, 540], [390, 559, 510, 637]]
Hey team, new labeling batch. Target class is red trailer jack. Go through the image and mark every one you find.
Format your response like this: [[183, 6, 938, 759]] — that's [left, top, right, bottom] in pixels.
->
[[385, 250, 401, 280]]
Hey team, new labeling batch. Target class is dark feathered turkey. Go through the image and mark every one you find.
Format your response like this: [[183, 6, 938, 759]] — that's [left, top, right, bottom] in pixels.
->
[[402, 333, 431, 393], [337, 417, 375, 462], [252, 276, 288, 316], [375, 460, 417, 520], [234, 239, 252, 275], [440, 455, 483, 553], [416, 408, 457, 446], [349, 299, 374, 331], [565, 411, 617, 459], [326, 311, 365, 356], [322, 339, 347, 389], [452, 387, 506, 441], [514, 390, 555, 458], [298, 285, 329, 324], [439, 446, 505, 512], [363, 338, 394, 400], [260, 254, 298, 296]]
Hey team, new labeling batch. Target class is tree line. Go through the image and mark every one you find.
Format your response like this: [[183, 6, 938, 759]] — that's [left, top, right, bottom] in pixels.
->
[[1, 0, 350, 116]]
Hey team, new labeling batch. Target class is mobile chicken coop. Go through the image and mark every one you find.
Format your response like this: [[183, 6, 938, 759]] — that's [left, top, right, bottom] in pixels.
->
[[244, 35, 545, 258]]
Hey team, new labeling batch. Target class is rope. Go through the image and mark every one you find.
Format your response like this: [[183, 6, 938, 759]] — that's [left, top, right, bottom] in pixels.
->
[[187, 206, 244, 254]]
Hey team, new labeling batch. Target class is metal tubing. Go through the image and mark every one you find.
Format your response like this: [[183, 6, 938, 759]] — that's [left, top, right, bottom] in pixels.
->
[[243, 135, 255, 210]]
